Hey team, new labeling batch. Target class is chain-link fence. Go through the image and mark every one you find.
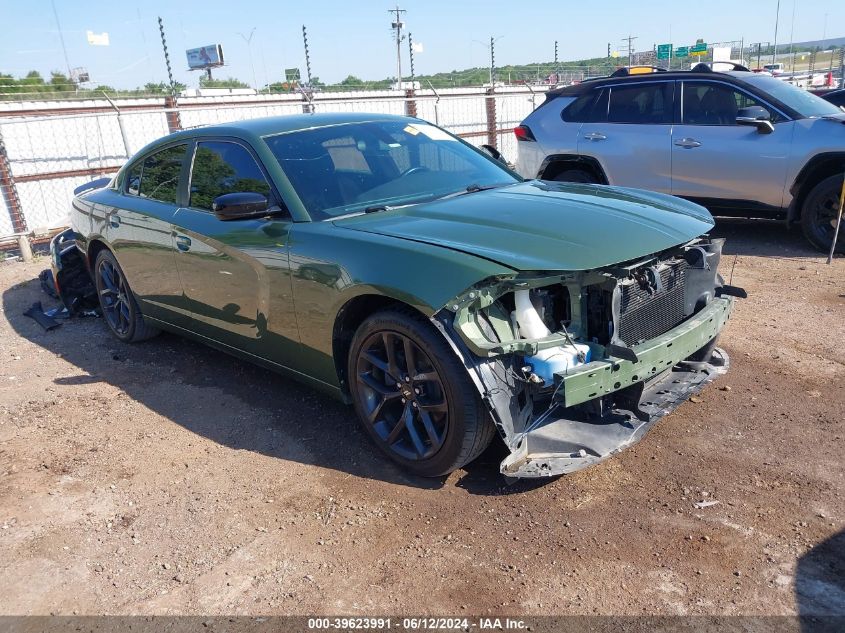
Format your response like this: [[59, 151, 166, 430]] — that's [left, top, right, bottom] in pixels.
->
[[0, 87, 544, 242]]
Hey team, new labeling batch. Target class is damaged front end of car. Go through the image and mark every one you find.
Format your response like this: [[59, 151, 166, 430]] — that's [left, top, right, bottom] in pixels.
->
[[432, 236, 746, 478]]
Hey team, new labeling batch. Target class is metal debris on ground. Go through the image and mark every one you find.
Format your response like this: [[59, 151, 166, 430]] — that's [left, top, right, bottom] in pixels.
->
[[694, 500, 721, 509]]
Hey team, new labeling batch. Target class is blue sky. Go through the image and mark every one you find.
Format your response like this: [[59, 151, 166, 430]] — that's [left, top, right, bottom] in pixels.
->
[[2, 0, 843, 88]]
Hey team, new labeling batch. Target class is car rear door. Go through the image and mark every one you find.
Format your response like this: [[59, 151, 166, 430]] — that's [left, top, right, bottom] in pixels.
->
[[670, 79, 795, 212], [105, 143, 190, 327], [171, 138, 300, 363], [577, 80, 674, 192]]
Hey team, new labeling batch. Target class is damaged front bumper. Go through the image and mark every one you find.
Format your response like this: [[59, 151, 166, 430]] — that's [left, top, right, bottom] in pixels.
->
[[502, 296, 733, 478], [436, 291, 735, 479]]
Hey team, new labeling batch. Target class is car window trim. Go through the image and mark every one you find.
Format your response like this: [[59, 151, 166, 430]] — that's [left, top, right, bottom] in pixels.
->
[[678, 79, 792, 125], [183, 136, 287, 217], [603, 80, 675, 125], [121, 141, 190, 205]]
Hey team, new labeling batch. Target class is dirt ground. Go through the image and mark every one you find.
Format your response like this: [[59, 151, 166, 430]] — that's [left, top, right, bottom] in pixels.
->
[[0, 219, 843, 617]]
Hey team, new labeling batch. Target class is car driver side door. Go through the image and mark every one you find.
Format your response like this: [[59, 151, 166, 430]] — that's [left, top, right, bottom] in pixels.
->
[[671, 80, 795, 213], [171, 138, 300, 364]]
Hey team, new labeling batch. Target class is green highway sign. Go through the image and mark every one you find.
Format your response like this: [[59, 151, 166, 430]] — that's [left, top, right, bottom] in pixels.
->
[[675, 46, 689, 58], [657, 44, 672, 60], [691, 41, 707, 53]]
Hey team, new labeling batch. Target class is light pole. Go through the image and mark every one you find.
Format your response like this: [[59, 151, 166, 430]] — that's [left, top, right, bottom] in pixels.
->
[[773, 0, 781, 65], [237, 28, 259, 91], [389, 6, 407, 89]]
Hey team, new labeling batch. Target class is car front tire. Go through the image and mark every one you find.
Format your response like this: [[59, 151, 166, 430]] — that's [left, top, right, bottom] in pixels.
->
[[94, 250, 160, 343], [801, 174, 844, 254], [348, 308, 495, 477]]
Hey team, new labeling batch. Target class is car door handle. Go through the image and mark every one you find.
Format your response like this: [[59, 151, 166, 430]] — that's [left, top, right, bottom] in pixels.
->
[[108, 214, 121, 229], [584, 132, 607, 141], [674, 138, 702, 148], [175, 235, 192, 252]]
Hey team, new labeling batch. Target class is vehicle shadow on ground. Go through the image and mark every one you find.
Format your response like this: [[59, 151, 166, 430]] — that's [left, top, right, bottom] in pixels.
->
[[711, 217, 829, 259], [4, 276, 529, 494], [796, 529, 845, 631]]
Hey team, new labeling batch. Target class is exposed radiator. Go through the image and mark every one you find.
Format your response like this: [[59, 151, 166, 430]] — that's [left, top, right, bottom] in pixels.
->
[[617, 261, 688, 346]]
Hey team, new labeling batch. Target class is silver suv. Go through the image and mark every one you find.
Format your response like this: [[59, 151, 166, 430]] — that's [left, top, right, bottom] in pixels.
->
[[514, 64, 845, 252]]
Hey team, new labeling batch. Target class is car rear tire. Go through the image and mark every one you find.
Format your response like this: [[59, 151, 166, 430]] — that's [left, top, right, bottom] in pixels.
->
[[801, 174, 845, 254], [348, 308, 495, 477], [94, 250, 160, 343], [552, 169, 599, 184]]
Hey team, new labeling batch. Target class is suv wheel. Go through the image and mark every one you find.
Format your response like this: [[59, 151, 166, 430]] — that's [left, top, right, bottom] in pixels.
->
[[801, 174, 844, 254], [551, 169, 598, 184]]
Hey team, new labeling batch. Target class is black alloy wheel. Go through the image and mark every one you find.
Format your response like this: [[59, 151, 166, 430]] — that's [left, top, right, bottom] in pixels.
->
[[348, 309, 495, 477], [355, 330, 448, 461], [94, 250, 159, 343]]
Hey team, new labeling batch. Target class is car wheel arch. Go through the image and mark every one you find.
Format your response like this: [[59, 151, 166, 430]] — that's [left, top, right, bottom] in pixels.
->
[[331, 293, 433, 400], [86, 238, 111, 272], [538, 154, 609, 184], [788, 153, 845, 224]]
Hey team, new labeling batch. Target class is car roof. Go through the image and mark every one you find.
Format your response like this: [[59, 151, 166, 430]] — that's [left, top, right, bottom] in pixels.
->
[[123, 112, 419, 171], [186, 112, 413, 138], [548, 69, 760, 97]]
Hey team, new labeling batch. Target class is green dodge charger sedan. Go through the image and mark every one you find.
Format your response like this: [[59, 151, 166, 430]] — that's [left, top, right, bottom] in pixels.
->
[[52, 113, 744, 479]]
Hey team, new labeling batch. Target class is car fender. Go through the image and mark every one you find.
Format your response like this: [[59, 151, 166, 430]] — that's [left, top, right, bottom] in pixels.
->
[[286, 222, 516, 390], [786, 151, 845, 223]]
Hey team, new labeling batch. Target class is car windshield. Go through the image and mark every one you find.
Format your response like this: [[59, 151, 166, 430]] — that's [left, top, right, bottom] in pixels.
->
[[744, 75, 842, 118], [263, 120, 518, 219]]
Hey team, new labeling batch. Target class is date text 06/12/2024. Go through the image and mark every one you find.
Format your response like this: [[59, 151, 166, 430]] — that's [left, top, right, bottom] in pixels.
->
[[307, 617, 528, 630]]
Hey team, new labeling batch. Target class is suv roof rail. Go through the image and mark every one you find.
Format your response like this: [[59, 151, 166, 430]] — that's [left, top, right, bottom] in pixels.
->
[[690, 61, 752, 73], [609, 66, 669, 77]]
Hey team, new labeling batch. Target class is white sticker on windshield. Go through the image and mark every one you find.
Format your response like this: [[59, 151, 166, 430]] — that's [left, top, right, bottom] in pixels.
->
[[409, 123, 457, 141]]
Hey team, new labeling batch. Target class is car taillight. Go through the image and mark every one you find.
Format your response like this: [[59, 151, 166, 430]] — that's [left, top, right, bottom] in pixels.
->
[[514, 125, 536, 142]]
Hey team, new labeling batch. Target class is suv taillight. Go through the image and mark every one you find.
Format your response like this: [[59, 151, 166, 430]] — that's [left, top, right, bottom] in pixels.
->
[[514, 125, 536, 142]]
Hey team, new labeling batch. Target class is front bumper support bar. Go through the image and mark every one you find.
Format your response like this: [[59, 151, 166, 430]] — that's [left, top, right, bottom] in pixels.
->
[[500, 349, 729, 478], [500, 297, 734, 478]]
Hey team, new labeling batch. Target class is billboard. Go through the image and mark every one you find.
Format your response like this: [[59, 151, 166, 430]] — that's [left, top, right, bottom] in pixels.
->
[[186, 45, 224, 70]]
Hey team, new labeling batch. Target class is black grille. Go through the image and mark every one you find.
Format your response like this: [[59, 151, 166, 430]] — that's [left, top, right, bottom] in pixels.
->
[[617, 261, 687, 345]]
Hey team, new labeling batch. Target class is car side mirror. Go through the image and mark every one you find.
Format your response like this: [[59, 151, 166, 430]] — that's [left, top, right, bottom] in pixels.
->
[[212, 192, 271, 221], [736, 106, 774, 134], [480, 144, 507, 164]]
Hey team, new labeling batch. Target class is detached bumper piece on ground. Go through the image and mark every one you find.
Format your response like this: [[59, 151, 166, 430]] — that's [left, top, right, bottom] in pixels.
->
[[23, 230, 99, 332]]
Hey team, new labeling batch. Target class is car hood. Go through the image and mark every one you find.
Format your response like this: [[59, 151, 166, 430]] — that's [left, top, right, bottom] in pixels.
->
[[334, 180, 714, 271]]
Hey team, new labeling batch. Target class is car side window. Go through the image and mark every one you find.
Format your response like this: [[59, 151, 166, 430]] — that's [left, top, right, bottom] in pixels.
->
[[682, 81, 780, 125], [125, 144, 187, 203], [189, 141, 272, 211], [607, 83, 672, 124], [126, 161, 143, 196], [563, 92, 599, 122]]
